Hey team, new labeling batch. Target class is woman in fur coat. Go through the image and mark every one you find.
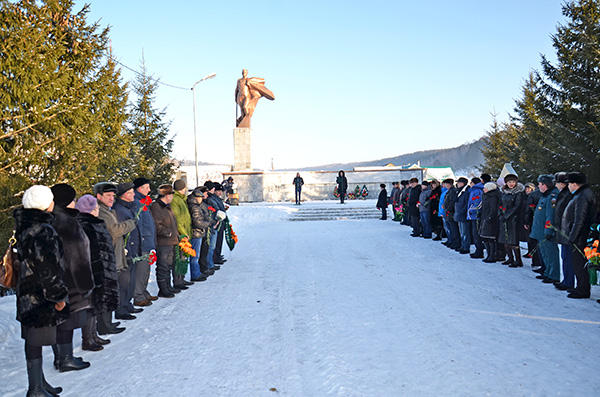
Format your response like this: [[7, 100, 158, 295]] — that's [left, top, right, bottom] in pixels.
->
[[76, 194, 120, 352], [50, 183, 95, 373], [14, 185, 68, 396]]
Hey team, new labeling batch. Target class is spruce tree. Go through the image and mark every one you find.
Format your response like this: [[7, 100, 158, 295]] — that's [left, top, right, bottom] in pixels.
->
[[125, 57, 176, 190], [0, 0, 130, 238]]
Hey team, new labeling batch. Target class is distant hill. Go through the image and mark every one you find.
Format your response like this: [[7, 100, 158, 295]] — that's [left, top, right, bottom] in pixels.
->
[[293, 137, 485, 173]]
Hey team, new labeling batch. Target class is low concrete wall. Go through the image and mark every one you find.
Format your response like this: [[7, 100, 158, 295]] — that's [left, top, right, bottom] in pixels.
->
[[223, 169, 425, 203]]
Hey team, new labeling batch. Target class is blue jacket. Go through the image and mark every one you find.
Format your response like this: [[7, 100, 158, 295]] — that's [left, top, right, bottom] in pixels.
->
[[454, 185, 470, 222], [134, 191, 156, 253], [113, 198, 142, 258], [530, 187, 559, 241], [467, 183, 484, 221], [438, 187, 448, 218]]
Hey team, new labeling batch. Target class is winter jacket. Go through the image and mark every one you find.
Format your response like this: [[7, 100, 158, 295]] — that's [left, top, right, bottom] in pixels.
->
[[151, 198, 179, 246], [377, 188, 388, 208], [530, 187, 559, 241], [293, 177, 304, 190], [51, 206, 94, 314], [524, 189, 542, 228], [554, 187, 573, 245], [134, 190, 156, 253], [172, 191, 192, 238], [454, 185, 470, 222], [498, 183, 526, 246], [427, 186, 443, 226], [98, 202, 136, 271], [443, 186, 458, 219], [113, 198, 142, 259], [13, 208, 70, 328], [418, 186, 432, 213], [478, 188, 501, 239], [76, 212, 119, 315], [336, 175, 348, 193], [187, 195, 216, 239], [561, 185, 597, 248], [408, 185, 422, 217], [467, 183, 484, 221], [392, 186, 402, 206], [438, 187, 448, 218]]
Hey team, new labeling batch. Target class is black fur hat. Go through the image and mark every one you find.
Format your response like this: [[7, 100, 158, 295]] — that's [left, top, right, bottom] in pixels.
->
[[567, 172, 587, 185]]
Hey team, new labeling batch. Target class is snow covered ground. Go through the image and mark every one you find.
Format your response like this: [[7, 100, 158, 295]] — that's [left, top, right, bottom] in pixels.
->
[[1, 200, 599, 396]]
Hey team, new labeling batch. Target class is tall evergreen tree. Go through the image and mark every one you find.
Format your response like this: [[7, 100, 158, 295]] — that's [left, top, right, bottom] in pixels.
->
[[0, 0, 130, 238], [125, 57, 176, 190]]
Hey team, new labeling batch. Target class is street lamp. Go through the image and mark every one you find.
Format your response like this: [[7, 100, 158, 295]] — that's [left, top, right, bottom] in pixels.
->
[[192, 72, 217, 186]]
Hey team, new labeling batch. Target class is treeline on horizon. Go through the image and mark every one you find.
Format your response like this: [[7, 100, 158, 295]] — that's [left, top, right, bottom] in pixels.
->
[[480, 0, 600, 195], [0, 0, 176, 241]]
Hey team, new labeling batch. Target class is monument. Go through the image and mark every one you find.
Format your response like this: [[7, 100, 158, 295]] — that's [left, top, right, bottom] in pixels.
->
[[233, 69, 275, 171]]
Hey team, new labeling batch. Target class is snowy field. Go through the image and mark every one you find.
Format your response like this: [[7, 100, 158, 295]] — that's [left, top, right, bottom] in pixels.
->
[[1, 200, 599, 396]]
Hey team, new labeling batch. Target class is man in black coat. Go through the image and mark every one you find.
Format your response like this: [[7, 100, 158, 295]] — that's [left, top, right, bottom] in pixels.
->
[[376, 183, 388, 220], [562, 172, 597, 299], [553, 172, 574, 291], [408, 178, 422, 236]]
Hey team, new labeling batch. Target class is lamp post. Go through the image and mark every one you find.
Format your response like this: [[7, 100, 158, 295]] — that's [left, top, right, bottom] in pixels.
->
[[192, 72, 217, 186]]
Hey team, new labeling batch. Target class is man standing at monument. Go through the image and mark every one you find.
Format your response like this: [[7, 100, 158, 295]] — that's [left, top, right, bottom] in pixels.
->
[[293, 173, 304, 205]]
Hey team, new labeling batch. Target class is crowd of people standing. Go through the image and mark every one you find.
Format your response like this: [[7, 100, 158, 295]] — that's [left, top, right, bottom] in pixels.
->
[[389, 171, 598, 301], [12, 177, 230, 396]]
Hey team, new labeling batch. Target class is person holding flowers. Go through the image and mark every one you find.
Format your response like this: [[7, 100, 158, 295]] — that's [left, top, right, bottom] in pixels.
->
[[171, 179, 194, 290], [132, 178, 158, 307], [529, 175, 560, 281], [561, 172, 597, 299], [150, 184, 181, 298]]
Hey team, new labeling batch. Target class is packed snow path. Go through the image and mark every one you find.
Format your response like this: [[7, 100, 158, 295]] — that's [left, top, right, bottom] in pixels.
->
[[1, 200, 599, 396]]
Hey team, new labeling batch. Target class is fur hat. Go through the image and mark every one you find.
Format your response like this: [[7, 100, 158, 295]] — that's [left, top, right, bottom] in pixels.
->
[[74, 194, 97, 214], [504, 174, 519, 183], [173, 179, 187, 191], [94, 182, 118, 196], [480, 173, 492, 183], [157, 184, 174, 196], [214, 183, 224, 192], [442, 178, 454, 185], [457, 177, 469, 185], [484, 182, 497, 191], [567, 172, 587, 185], [525, 182, 536, 190], [22, 185, 54, 210], [133, 177, 151, 189], [421, 180, 430, 187], [116, 182, 135, 197], [51, 183, 76, 208], [554, 172, 569, 184], [537, 174, 554, 187], [191, 186, 208, 197]]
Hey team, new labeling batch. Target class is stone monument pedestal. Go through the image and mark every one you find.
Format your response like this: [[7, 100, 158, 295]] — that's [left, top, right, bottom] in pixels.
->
[[233, 127, 252, 171]]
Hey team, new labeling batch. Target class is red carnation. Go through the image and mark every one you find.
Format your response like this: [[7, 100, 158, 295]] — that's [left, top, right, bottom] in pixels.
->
[[208, 206, 216, 212], [544, 220, 552, 229], [142, 206, 148, 212]]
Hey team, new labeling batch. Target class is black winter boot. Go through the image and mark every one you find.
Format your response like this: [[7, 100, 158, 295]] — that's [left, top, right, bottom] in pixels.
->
[[57, 343, 90, 372], [42, 372, 62, 396], [501, 244, 514, 265], [482, 240, 491, 262], [483, 241, 497, 263], [26, 358, 53, 397], [509, 246, 523, 267], [158, 280, 175, 298]]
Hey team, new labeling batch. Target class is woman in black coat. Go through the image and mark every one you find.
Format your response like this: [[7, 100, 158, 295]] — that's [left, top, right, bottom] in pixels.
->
[[376, 184, 388, 220], [14, 185, 68, 396], [427, 180, 443, 239], [76, 194, 120, 352], [497, 174, 526, 266], [336, 170, 348, 204], [479, 182, 501, 262], [50, 183, 95, 372]]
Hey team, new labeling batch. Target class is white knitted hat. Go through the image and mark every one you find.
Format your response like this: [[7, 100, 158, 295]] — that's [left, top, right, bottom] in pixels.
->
[[484, 182, 497, 191], [22, 185, 54, 210]]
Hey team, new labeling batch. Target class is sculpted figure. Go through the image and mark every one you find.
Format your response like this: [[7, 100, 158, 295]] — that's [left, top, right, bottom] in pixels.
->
[[235, 69, 275, 128]]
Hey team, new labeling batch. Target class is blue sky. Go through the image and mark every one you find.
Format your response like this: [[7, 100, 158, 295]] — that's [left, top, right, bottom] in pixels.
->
[[75, 0, 565, 169]]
